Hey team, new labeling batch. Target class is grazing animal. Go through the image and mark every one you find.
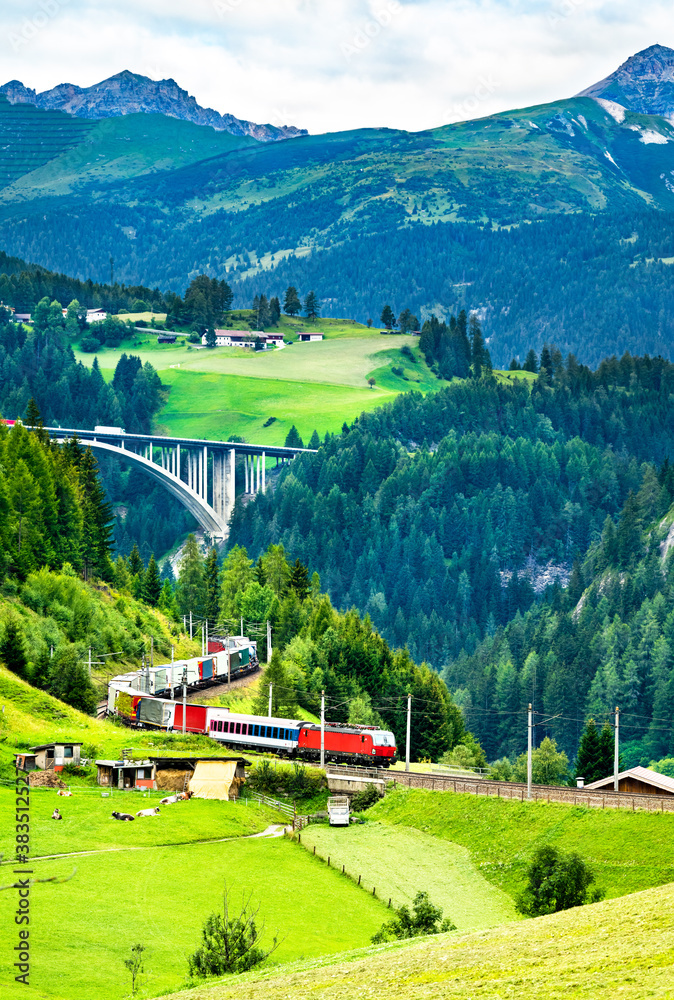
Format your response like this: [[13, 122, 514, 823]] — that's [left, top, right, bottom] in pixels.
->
[[177, 791, 193, 800], [51, 808, 63, 820], [136, 807, 161, 817], [111, 811, 135, 821], [160, 795, 179, 804], [56, 789, 72, 796]]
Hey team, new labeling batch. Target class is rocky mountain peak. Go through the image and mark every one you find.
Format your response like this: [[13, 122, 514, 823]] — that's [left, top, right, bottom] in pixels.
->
[[0, 71, 307, 142], [577, 44, 674, 119]]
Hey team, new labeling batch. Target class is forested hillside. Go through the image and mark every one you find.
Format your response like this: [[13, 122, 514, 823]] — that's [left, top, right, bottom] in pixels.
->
[[449, 493, 674, 766], [229, 353, 674, 755]]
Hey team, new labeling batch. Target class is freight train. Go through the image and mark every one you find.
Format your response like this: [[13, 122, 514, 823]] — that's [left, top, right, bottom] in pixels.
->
[[106, 635, 398, 767]]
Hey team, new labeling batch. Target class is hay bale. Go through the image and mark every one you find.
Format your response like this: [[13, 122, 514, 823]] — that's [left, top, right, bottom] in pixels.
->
[[156, 769, 191, 791]]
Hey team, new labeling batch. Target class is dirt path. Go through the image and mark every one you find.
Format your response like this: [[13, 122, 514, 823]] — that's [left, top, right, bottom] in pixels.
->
[[0, 823, 291, 865]]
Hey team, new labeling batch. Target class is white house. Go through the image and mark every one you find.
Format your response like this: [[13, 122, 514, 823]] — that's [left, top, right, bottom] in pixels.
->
[[297, 332, 324, 342], [86, 309, 107, 323], [201, 330, 282, 349]]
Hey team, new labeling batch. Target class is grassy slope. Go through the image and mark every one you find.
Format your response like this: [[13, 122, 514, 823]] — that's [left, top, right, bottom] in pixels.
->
[[0, 113, 258, 201], [76, 317, 441, 443], [297, 822, 517, 931], [0, 836, 388, 1000], [75, 314, 529, 444], [373, 787, 674, 900], [152, 882, 674, 1000]]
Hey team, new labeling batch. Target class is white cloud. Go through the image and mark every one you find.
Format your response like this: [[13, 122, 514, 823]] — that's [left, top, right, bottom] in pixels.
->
[[1, 0, 673, 132]]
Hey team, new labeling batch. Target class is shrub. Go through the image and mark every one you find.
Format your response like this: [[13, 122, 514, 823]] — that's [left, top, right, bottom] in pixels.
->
[[351, 782, 381, 812], [188, 887, 278, 977], [80, 335, 101, 352], [516, 845, 604, 917], [372, 891, 455, 943]]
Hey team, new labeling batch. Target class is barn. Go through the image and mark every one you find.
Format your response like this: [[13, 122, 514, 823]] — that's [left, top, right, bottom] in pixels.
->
[[150, 756, 249, 799], [585, 766, 674, 797], [15, 743, 83, 772]]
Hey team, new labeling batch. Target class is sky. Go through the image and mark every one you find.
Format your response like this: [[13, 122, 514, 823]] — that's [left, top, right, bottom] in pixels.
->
[[2, 0, 674, 133]]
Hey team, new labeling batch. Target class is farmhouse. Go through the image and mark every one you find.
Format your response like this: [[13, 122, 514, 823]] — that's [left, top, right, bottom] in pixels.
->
[[86, 308, 107, 323], [15, 743, 83, 772], [201, 329, 283, 349], [157, 333, 177, 344], [297, 332, 324, 342], [585, 766, 674, 797]]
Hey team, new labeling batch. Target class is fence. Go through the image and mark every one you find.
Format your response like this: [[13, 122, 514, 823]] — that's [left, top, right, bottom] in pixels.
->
[[390, 771, 674, 812], [292, 830, 395, 909]]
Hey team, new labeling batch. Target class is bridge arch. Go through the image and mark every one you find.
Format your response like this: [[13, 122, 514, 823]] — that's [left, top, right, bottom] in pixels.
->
[[52, 438, 228, 537]]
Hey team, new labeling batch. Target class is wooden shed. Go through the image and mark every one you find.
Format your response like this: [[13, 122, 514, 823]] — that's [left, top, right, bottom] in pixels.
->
[[149, 756, 249, 797], [15, 743, 83, 772], [585, 766, 674, 797], [95, 759, 157, 790]]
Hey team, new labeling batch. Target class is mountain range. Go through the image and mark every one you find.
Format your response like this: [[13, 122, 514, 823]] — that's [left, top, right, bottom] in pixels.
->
[[1, 48, 674, 364], [0, 70, 307, 142]]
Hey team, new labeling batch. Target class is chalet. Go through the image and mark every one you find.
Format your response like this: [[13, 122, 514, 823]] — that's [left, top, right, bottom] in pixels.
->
[[86, 308, 107, 323], [15, 743, 83, 773], [201, 330, 283, 349], [14, 313, 31, 323], [157, 333, 177, 344], [585, 765, 674, 797], [297, 332, 324, 342]]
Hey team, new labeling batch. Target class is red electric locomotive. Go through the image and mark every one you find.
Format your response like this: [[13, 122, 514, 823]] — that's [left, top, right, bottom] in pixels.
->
[[297, 722, 397, 767]]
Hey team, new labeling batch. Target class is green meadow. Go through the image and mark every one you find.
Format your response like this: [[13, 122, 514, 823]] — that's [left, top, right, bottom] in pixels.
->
[[156, 881, 674, 1000], [373, 787, 674, 900], [0, 833, 387, 1000], [75, 317, 441, 444], [297, 822, 517, 931]]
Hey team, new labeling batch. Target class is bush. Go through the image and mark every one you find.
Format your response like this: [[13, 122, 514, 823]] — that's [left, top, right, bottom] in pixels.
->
[[80, 335, 101, 352], [372, 891, 455, 943], [516, 845, 604, 917], [188, 887, 278, 977], [351, 782, 381, 812], [188, 332, 201, 343], [246, 759, 325, 800]]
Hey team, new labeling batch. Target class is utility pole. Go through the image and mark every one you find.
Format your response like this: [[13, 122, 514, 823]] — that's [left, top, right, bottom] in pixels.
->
[[527, 703, 533, 800], [183, 615, 186, 633], [405, 693, 411, 772], [205, 620, 209, 654], [241, 616, 244, 637], [614, 706, 620, 792], [88, 646, 92, 678], [189, 610, 193, 640], [182, 667, 187, 734], [320, 690, 325, 769], [268, 683, 273, 718], [150, 635, 154, 669], [267, 620, 272, 662], [170, 645, 174, 700], [227, 633, 231, 687], [201, 624, 205, 657]]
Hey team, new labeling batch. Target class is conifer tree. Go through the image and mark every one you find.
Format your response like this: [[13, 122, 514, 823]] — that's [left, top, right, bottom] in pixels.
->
[[289, 558, 310, 601], [177, 534, 205, 617], [220, 545, 253, 619], [283, 286, 301, 317], [0, 617, 28, 677], [303, 291, 320, 321], [284, 426, 304, 449], [128, 544, 144, 577], [575, 719, 602, 783], [78, 448, 114, 580], [142, 554, 162, 606], [308, 429, 320, 450], [204, 548, 221, 622], [598, 722, 616, 780], [252, 650, 299, 716]]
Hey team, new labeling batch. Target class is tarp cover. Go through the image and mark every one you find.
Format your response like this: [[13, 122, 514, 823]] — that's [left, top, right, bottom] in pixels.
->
[[139, 698, 164, 724], [189, 760, 238, 800]]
